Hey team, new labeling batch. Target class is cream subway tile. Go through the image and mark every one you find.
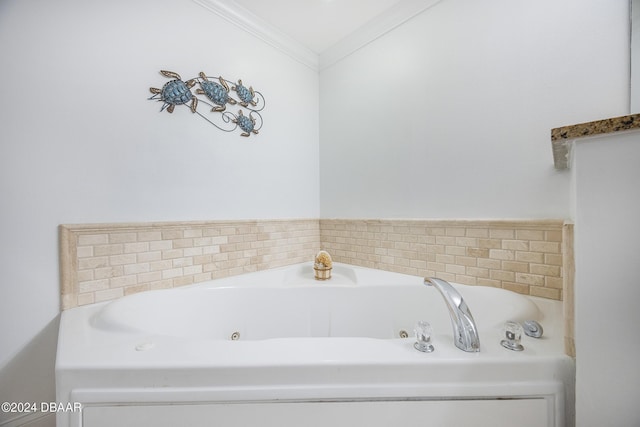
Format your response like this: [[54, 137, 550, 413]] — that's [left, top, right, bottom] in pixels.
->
[[490, 270, 515, 282], [503, 281, 530, 295], [435, 253, 455, 264], [124, 284, 150, 296], [184, 229, 203, 238], [530, 264, 561, 277], [427, 262, 445, 272], [426, 244, 445, 254], [466, 247, 489, 258], [515, 230, 544, 241], [149, 260, 173, 271], [477, 278, 501, 288], [515, 272, 544, 286], [193, 237, 213, 247], [202, 245, 222, 255], [162, 249, 184, 260], [445, 264, 466, 275], [455, 256, 477, 267], [78, 256, 109, 270], [109, 275, 137, 288], [544, 230, 563, 242], [76, 246, 94, 258], [477, 258, 501, 269], [149, 240, 173, 251], [478, 239, 501, 249], [148, 279, 173, 290], [544, 253, 563, 266], [94, 244, 124, 256], [94, 266, 124, 280], [124, 263, 150, 275], [426, 227, 445, 236], [445, 228, 466, 237], [202, 228, 221, 237], [435, 236, 456, 246], [124, 242, 150, 254], [515, 251, 544, 264], [501, 261, 529, 273], [77, 293, 95, 306], [530, 241, 561, 253], [109, 232, 137, 244], [162, 230, 183, 240], [445, 246, 466, 256], [78, 234, 109, 246], [172, 238, 194, 249], [501, 240, 529, 251], [455, 275, 477, 285], [455, 237, 478, 247], [137, 251, 162, 263], [173, 257, 194, 268], [137, 271, 162, 283], [77, 270, 94, 282], [184, 247, 203, 257], [489, 229, 514, 239], [488, 249, 515, 261], [137, 231, 162, 242], [109, 254, 137, 266], [466, 228, 489, 238], [194, 272, 213, 283], [183, 265, 203, 276], [173, 275, 194, 287], [94, 288, 124, 303], [162, 268, 183, 279], [466, 266, 489, 278], [530, 286, 561, 300], [79, 279, 110, 293], [545, 276, 563, 289]]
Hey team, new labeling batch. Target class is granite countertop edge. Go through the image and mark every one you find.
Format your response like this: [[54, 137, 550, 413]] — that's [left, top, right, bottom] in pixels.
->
[[550, 113, 640, 170]]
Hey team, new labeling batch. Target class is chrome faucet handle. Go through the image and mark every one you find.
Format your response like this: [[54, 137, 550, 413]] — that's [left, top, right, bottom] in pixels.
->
[[414, 321, 435, 353], [501, 321, 525, 351]]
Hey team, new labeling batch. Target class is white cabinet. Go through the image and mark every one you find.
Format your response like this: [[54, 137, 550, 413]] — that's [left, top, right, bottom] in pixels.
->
[[82, 399, 551, 427]]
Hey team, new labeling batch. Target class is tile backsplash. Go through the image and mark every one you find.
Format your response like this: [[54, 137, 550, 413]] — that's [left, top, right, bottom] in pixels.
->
[[320, 219, 565, 300], [59, 219, 320, 309], [60, 218, 568, 307]]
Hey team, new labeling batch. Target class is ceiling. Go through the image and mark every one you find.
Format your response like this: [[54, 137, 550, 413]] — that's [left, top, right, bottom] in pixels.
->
[[232, 0, 405, 54], [193, 0, 442, 70]]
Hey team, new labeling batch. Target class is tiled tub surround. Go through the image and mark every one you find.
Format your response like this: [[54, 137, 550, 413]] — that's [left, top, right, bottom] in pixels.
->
[[59, 219, 320, 309], [321, 219, 566, 301], [60, 218, 573, 356]]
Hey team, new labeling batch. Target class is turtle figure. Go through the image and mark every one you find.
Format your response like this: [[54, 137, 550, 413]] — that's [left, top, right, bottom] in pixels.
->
[[196, 73, 237, 112], [233, 110, 259, 137], [232, 79, 257, 107], [149, 70, 198, 113]]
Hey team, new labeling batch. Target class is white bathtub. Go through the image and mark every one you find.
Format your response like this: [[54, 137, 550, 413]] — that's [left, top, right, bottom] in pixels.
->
[[56, 263, 574, 427]]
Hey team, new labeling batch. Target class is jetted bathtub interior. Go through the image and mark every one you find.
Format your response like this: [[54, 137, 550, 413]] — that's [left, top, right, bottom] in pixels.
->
[[56, 263, 575, 427]]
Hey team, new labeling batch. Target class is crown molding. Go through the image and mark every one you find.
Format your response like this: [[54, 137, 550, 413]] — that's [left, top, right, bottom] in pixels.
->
[[192, 0, 319, 70], [319, 0, 443, 70], [193, 0, 443, 72]]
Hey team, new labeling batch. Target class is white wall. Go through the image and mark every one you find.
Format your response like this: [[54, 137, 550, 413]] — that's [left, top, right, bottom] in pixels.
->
[[572, 132, 640, 427], [319, 0, 629, 219], [0, 0, 319, 424]]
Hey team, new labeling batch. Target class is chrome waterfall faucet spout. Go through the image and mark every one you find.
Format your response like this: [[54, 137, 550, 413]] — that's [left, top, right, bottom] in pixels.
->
[[424, 277, 480, 352]]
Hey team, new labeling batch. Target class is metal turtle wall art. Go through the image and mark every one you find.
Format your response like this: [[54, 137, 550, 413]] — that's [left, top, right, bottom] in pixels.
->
[[148, 70, 264, 137], [233, 79, 257, 107], [197, 72, 236, 112], [149, 70, 198, 113], [233, 110, 258, 137]]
